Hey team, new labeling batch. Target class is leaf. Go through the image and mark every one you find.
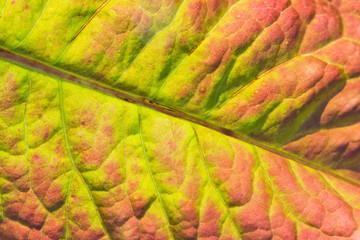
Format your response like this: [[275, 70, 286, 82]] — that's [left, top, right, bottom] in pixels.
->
[[0, 0, 359, 239]]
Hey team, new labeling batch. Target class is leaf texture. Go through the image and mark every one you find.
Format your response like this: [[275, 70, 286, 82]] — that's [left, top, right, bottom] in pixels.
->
[[0, 0, 359, 239]]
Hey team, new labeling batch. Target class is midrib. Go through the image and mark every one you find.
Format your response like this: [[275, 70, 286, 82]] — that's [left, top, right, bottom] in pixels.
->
[[0, 46, 358, 188]]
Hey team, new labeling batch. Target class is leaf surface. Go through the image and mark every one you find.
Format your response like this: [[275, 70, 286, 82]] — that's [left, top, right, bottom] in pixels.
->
[[0, 0, 360, 239]]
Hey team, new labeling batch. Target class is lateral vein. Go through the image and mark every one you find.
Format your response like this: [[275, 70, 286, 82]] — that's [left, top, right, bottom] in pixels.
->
[[138, 106, 175, 240], [58, 80, 112, 240]]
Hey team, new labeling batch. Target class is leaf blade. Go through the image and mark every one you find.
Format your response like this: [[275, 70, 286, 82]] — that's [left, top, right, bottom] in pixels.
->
[[1, 0, 360, 239]]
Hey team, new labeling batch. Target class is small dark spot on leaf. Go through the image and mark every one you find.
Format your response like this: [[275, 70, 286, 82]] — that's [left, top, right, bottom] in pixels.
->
[[221, 128, 233, 136]]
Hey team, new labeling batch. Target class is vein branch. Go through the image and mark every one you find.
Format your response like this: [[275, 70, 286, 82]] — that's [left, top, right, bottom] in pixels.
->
[[251, 146, 299, 222], [115, 0, 186, 84], [138, 106, 175, 240], [192, 127, 242, 239], [122, 107, 141, 235], [12, 0, 50, 49], [64, 170, 74, 240], [58, 80, 112, 240], [70, 0, 111, 43], [0, 0, 8, 17], [24, 73, 32, 189]]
